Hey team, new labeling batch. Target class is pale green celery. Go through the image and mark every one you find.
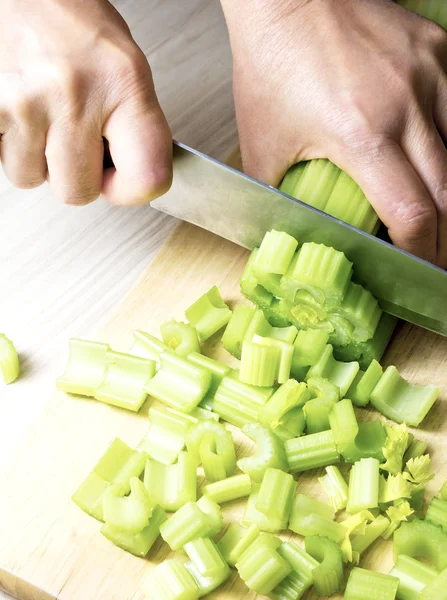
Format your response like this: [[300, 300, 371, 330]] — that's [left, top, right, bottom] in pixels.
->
[[342, 421, 386, 463], [144, 452, 197, 511], [273, 407, 306, 442], [243, 483, 289, 533], [259, 379, 310, 430], [291, 329, 329, 376], [426, 497, 447, 532], [221, 305, 255, 359], [129, 330, 169, 363], [379, 473, 412, 505], [285, 429, 340, 473], [441, 481, 447, 501], [270, 324, 299, 344], [327, 315, 355, 348], [344, 567, 398, 600], [267, 571, 310, 600], [381, 423, 409, 475], [93, 438, 147, 494], [236, 534, 292, 595], [347, 360, 383, 407], [319, 466, 349, 511], [244, 309, 284, 346], [289, 290, 329, 330], [351, 515, 389, 559], [213, 375, 273, 427], [56, 338, 109, 397], [289, 494, 347, 542], [0, 334, 19, 384], [304, 396, 337, 434], [404, 454, 434, 485], [238, 423, 289, 482], [339, 510, 375, 562], [280, 242, 352, 306], [185, 286, 232, 342], [329, 398, 359, 455], [403, 438, 428, 464], [240, 339, 281, 387], [217, 522, 260, 566], [203, 474, 251, 504], [347, 458, 380, 514], [251, 334, 294, 384], [308, 376, 340, 402], [409, 484, 425, 518], [188, 352, 230, 411], [240, 250, 274, 310], [394, 519, 447, 571], [273, 541, 318, 599], [370, 366, 439, 426], [305, 534, 345, 596], [253, 230, 298, 276], [195, 495, 222, 537], [287, 159, 341, 211], [265, 298, 294, 328], [94, 351, 155, 412], [382, 502, 414, 540], [256, 468, 296, 523], [184, 537, 230, 579], [184, 561, 229, 598], [160, 320, 200, 356], [146, 560, 199, 600], [279, 162, 307, 196], [145, 350, 211, 413], [420, 568, 447, 600], [186, 420, 236, 481], [102, 476, 153, 534], [101, 504, 166, 557], [72, 472, 121, 522], [306, 344, 360, 397], [389, 554, 438, 600], [332, 282, 382, 342]]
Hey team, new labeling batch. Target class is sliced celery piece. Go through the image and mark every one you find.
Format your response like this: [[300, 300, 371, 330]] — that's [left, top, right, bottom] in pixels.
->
[[441, 481, 447, 501], [196, 495, 223, 537], [146, 560, 200, 600], [370, 366, 439, 426], [184, 539, 230, 596], [160, 320, 200, 356], [72, 472, 119, 522], [306, 344, 359, 397], [184, 561, 228, 598], [328, 314, 356, 348], [351, 514, 390, 559], [329, 398, 359, 456], [101, 504, 166, 557], [319, 465, 349, 511], [145, 350, 211, 413], [253, 230, 298, 276], [409, 483, 426, 519], [265, 298, 294, 328], [289, 493, 347, 542], [217, 522, 260, 566], [243, 483, 289, 533], [342, 420, 386, 463], [244, 308, 290, 346], [203, 474, 251, 504], [304, 395, 337, 434], [383, 501, 414, 540], [331, 281, 382, 343], [259, 379, 310, 430], [274, 541, 318, 599], [102, 477, 153, 534], [221, 305, 255, 359], [251, 334, 294, 384], [240, 339, 281, 387], [404, 454, 434, 485], [339, 510, 375, 562], [291, 329, 329, 377], [56, 338, 109, 397], [389, 554, 438, 600], [240, 250, 274, 310], [305, 534, 345, 596], [93, 438, 147, 494], [279, 162, 307, 196], [381, 423, 409, 475], [420, 568, 447, 600], [159, 499, 221, 551], [347, 359, 383, 407], [379, 473, 412, 504], [185, 286, 232, 342], [0, 334, 19, 384], [347, 458, 380, 514], [285, 429, 340, 473], [129, 330, 168, 363], [394, 519, 447, 571], [268, 571, 309, 600], [426, 497, 447, 532], [289, 290, 329, 330], [144, 451, 197, 511], [308, 376, 340, 404], [185, 420, 236, 481], [213, 375, 273, 427], [94, 351, 155, 412], [188, 352, 230, 411], [344, 567, 399, 600], [238, 423, 289, 482], [256, 468, 296, 524], [274, 407, 306, 442], [403, 438, 428, 464]]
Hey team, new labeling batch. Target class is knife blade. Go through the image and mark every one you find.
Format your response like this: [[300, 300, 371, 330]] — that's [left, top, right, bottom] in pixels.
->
[[152, 142, 447, 336]]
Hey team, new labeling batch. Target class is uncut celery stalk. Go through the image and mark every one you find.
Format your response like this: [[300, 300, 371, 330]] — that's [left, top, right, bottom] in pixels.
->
[[426, 497, 447, 532], [285, 429, 340, 473], [213, 375, 273, 427], [305, 534, 345, 596], [291, 329, 329, 376], [185, 285, 232, 342], [389, 554, 438, 600], [253, 230, 298, 276], [342, 421, 386, 463], [93, 438, 147, 494], [146, 560, 200, 600], [100, 504, 166, 557], [203, 474, 251, 504], [144, 451, 197, 511], [259, 379, 310, 429], [306, 344, 359, 397], [319, 465, 349, 511], [129, 330, 169, 363], [160, 319, 200, 356], [331, 281, 382, 343], [344, 567, 399, 600], [329, 398, 359, 455], [185, 420, 236, 480], [347, 458, 380, 514], [279, 161, 307, 196], [102, 476, 153, 534], [347, 359, 383, 407], [251, 334, 294, 384], [221, 305, 255, 359], [287, 159, 341, 211], [289, 494, 347, 542], [159, 500, 219, 551], [403, 438, 428, 464], [420, 567, 447, 600], [240, 339, 281, 387], [304, 395, 338, 434], [238, 423, 289, 482], [240, 249, 274, 310], [351, 514, 389, 559], [256, 468, 297, 523], [370, 366, 439, 426], [273, 541, 319, 599], [243, 483, 290, 533], [145, 350, 211, 413], [94, 350, 155, 412], [56, 338, 109, 397], [0, 334, 19, 384], [217, 522, 260, 566], [72, 472, 121, 522], [394, 519, 447, 571]]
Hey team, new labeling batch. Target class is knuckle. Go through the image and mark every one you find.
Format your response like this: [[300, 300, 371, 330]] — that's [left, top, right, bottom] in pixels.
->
[[398, 204, 437, 242], [60, 188, 100, 206], [7, 172, 45, 190]]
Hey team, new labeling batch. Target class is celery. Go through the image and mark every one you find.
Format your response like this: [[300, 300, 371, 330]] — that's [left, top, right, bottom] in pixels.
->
[[426, 497, 447, 532], [347, 458, 380, 514], [160, 320, 200, 356], [382, 423, 409, 475], [240, 339, 280, 387], [187, 352, 230, 411], [306, 345, 359, 397], [285, 429, 340, 473], [351, 515, 390, 559], [420, 568, 447, 600], [130, 330, 168, 363], [290, 159, 341, 211], [221, 305, 255, 359], [238, 423, 289, 482], [213, 375, 273, 427], [72, 472, 120, 522], [240, 250, 274, 310], [259, 379, 310, 430], [404, 454, 434, 485], [0, 334, 20, 384], [279, 161, 307, 196], [56, 338, 109, 397], [185, 420, 236, 481], [289, 290, 328, 329], [185, 286, 232, 342], [93, 438, 147, 494], [393, 519, 447, 571], [342, 421, 386, 463], [243, 483, 289, 533], [305, 534, 345, 596], [203, 474, 251, 504], [403, 438, 428, 464], [145, 350, 211, 413], [273, 407, 307, 442], [347, 359, 383, 407], [370, 366, 439, 426], [146, 560, 200, 600], [329, 398, 359, 456], [265, 298, 294, 328], [397, 0, 447, 29], [319, 465, 349, 511], [291, 329, 329, 376], [289, 494, 347, 542], [94, 351, 155, 412], [339, 510, 375, 562], [244, 308, 295, 346], [389, 554, 438, 600], [273, 541, 319, 599], [184, 540, 230, 596], [379, 473, 412, 505], [409, 483, 426, 519], [217, 522, 260, 566], [160, 498, 222, 551], [251, 334, 294, 384], [256, 468, 296, 524], [328, 314, 356, 348], [344, 567, 399, 600], [304, 395, 337, 434], [144, 451, 197, 511], [253, 230, 298, 276], [383, 501, 414, 540], [102, 477, 153, 534], [332, 282, 382, 342], [441, 481, 447, 501], [196, 495, 223, 537]]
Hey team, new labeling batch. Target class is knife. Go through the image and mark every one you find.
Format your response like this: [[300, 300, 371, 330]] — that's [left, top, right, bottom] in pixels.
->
[[152, 142, 447, 336]]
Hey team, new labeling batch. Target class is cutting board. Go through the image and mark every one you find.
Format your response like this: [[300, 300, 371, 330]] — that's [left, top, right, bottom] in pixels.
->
[[1, 150, 446, 600]]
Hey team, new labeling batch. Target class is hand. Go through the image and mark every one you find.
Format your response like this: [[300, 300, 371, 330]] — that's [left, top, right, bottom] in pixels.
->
[[221, 0, 447, 267], [0, 0, 172, 206]]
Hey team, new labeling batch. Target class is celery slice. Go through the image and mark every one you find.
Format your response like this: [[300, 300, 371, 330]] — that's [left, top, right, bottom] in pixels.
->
[[129, 330, 169, 363], [184, 539, 230, 596], [159, 500, 220, 551], [319, 465, 349, 511], [394, 519, 447, 571], [291, 329, 329, 377], [306, 344, 359, 397], [351, 514, 390, 559], [145, 350, 211, 413], [72, 472, 119, 522], [213, 375, 273, 427], [93, 438, 147, 494], [441, 481, 447, 501], [221, 305, 255, 359], [184, 560, 228, 598], [144, 451, 197, 511], [304, 391, 338, 434], [342, 420, 386, 463], [347, 359, 383, 407], [420, 567, 447, 600], [188, 352, 230, 411], [0, 334, 20, 384], [160, 320, 200, 356], [267, 571, 309, 600], [56, 338, 109, 397], [256, 468, 296, 523], [289, 493, 347, 542], [240, 339, 281, 387], [102, 476, 153, 534], [94, 350, 155, 412], [426, 497, 447, 532], [265, 298, 294, 328], [285, 429, 340, 473], [289, 290, 329, 330], [238, 423, 289, 482], [275, 542, 318, 597], [185, 286, 232, 342], [305, 534, 345, 596], [331, 281, 382, 343], [251, 334, 293, 384], [243, 483, 289, 533], [259, 379, 310, 430], [403, 438, 428, 464], [185, 420, 236, 480], [370, 366, 439, 426], [347, 458, 380, 514], [344, 567, 399, 600], [217, 522, 260, 566], [329, 398, 359, 455], [272, 406, 306, 442], [240, 250, 274, 310], [203, 474, 251, 504], [253, 230, 298, 276], [389, 554, 438, 600], [146, 560, 200, 600]]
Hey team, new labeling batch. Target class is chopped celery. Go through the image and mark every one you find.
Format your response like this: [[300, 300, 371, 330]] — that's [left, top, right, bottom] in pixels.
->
[[203, 474, 251, 504], [409, 483, 426, 519], [93, 438, 147, 494], [146, 560, 200, 600], [72, 472, 120, 522], [252, 334, 294, 384], [289, 494, 347, 542], [144, 451, 197, 511], [244, 308, 294, 346], [351, 515, 390, 559], [253, 230, 298, 276], [102, 477, 153, 534], [291, 329, 329, 375], [130, 330, 168, 363], [379, 473, 412, 504], [267, 571, 310, 600], [441, 481, 447, 501], [319, 465, 349, 511], [221, 305, 255, 359], [273, 541, 318, 599], [305, 535, 345, 596], [306, 344, 359, 397], [187, 352, 230, 411], [101, 504, 166, 557], [381, 423, 409, 475], [332, 282, 382, 343], [404, 454, 434, 485], [160, 320, 200, 356], [259, 379, 310, 430], [393, 519, 447, 571], [56, 338, 109, 397], [347, 359, 383, 407], [389, 554, 438, 600], [213, 375, 273, 427], [347, 458, 380, 514], [185, 286, 232, 342], [344, 567, 399, 600], [265, 298, 294, 328], [285, 429, 340, 473], [186, 420, 236, 481], [308, 376, 340, 403], [256, 468, 296, 524], [272, 406, 306, 441], [243, 483, 290, 533], [383, 501, 414, 540], [328, 314, 356, 347], [420, 568, 447, 600], [145, 350, 211, 413], [196, 495, 223, 537], [289, 290, 329, 329], [342, 420, 386, 463], [94, 351, 155, 412], [159, 499, 221, 551], [304, 395, 337, 434], [240, 339, 281, 387], [217, 522, 260, 566], [184, 561, 228, 597], [426, 497, 447, 532], [370, 366, 439, 426], [0, 334, 20, 384], [240, 250, 274, 310], [339, 510, 375, 562], [184, 537, 229, 579], [329, 398, 359, 454], [403, 438, 428, 464], [238, 423, 289, 482]]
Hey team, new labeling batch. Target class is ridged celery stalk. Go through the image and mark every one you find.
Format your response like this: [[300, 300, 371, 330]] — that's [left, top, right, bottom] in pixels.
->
[[237, 423, 289, 482], [217, 522, 260, 566], [305, 534, 345, 596], [183, 538, 230, 594], [146, 560, 200, 600], [144, 451, 197, 511], [56, 338, 109, 397], [271, 541, 319, 600], [347, 359, 383, 407], [426, 497, 447, 532], [306, 344, 359, 397], [129, 330, 168, 363], [420, 568, 447, 600], [289, 493, 347, 542], [319, 466, 349, 511], [240, 339, 281, 387], [213, 375, 273, 427], [221, 305, 255, 359], [389, 554, 438, 600], [203, 474, 251, 504], [347, 458, 380, 514], [185, 286, 232, 342], [285, 429, 340, 473], [344, 567, 399, 600], [331, 282, 382, 343]]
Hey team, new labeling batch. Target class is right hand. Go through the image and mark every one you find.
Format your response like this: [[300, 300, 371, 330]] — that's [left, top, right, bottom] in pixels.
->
[[0, 0, 172, 206]]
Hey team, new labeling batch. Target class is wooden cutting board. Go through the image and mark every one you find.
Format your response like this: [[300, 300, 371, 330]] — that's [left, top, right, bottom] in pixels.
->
[[1, 151, 446, 600]]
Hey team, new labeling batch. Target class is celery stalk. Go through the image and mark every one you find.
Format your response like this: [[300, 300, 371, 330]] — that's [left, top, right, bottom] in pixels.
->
[[0, 334, 20, 384], [291, 329, 329, 376], [221, 305, 255, 359], [441, 481, 447, 501], [93, 438, 147, 494], [243, 483, 290, 533], [305, 535, 345, 596], [160, 320, 200, 356], [420, 568, 447, 600], [344, 567, 399, 600], [304, 395, 338, 434], [259, 379, 310, 430], [329, 398, 359, 455], [347, 458, 380, 514], [290, 159, 341, 211], [272, 407, 306, 442], [253, 334, 294, 384], [146, 560, 200, 600], [203, 474, 251, 504], [426, 497, 447, 532], [238, 423, 289, 482], [184, 561, 228, 598], [102, 477, 153, 534], [275, 541, 319, 597], [196, 495, 223, 537], [389, 554, 438, 600], [56, 338, 109, 397], [253, 230, 298, 276], [289, 494, 347, 542], [144, 451, 197, 511], [342, 421, 386, 463], [256, 468, 296, 524], [306, 344, 359, 397], [129, 330, 169, 363], [279, 162, 307, 196], [331, 281, 382, 343], [289, 290, 329, 329], [351, 515, 390, 558], [240, 250, 274, 310], [187, 352, 230, 411], [240, 339, 281, 387], [347, 359, 383, 407], [285, 429, 340, 473], [186, 420, 236, 480], [184, 538, 230, 596], [217, 522, 260, 566], [72, 472, 120, 522], [159, 499, 221, 551], [319, 465, 349, 511], [185, 286, 232, 342], [213, 375, 273, 427]]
